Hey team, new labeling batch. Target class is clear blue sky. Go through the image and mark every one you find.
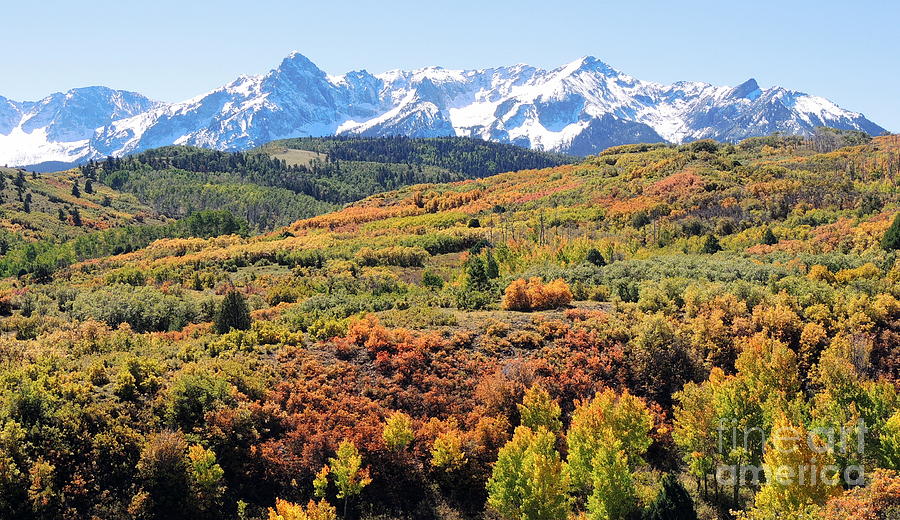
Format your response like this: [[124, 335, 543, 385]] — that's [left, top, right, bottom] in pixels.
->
[[4, 0, 898, 131]]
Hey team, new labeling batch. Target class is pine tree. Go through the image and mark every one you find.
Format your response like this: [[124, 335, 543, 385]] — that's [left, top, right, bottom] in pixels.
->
[[464, 257, 490, 291], [701, 234, 721, 254], [422, 270, 444, 290], [643, 474, 698, 520], [882, 212, 900, 250], [484, 250, 500, 279], [71, 180, 81, 198], [214, 289, 251, 334], [586, 248, 606, 267], [762, 228, 778, 245], [84, 179, 94, 194]]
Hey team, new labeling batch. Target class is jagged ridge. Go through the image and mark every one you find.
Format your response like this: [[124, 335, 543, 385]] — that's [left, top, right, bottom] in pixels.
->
[[0, 52, 886, 167]]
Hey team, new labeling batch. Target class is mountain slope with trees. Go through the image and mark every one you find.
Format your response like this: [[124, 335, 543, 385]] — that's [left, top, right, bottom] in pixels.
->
[[87, 136, 576, 230], [0, 165, 166, 243], [0, 132, 897, 520]]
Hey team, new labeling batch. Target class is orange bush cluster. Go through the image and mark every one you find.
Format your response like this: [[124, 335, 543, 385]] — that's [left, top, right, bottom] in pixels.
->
[[514, 181, 581, 204], [424, 188, 483, 213], [502, 277, 573, 311], [646, 171, 704, 202]]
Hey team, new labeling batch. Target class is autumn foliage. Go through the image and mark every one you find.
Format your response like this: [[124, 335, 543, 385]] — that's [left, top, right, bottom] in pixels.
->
[[0, 133, 898, 519], [502, 277, 573, 311]]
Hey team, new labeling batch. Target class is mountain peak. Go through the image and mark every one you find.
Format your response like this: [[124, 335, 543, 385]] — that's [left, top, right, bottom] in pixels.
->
[[559, 56, 619, 77], [277, 51, 324, 74], [1, 54, 887, 167], [730, 78, 762, 100]]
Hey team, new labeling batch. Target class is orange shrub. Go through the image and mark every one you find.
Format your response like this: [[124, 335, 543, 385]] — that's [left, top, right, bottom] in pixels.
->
[[502, 277, 572, 311]]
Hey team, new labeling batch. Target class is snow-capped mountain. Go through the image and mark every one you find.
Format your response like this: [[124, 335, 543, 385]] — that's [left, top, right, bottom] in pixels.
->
[[0, 87, 158, 167], [0, 53, 886, 167]]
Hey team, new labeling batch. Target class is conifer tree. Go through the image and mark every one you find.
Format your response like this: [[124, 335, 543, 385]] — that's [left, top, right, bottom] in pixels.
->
[[701, 234, 721, 254], [484, 250, 499, 279], [643, 474, 698, 520], [215, 289, 251, 334], [882, 212, 900, 250], [586, 248, 606, 267], [465, 256, 489, 291]]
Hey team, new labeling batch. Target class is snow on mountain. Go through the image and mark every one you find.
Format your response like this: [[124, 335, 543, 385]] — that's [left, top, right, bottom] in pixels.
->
[[0, 53, 887, 166], [0, 87, 157, 167]]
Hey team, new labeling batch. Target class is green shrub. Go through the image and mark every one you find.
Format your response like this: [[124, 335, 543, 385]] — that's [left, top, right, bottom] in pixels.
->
[[165, 370, 234, 431]]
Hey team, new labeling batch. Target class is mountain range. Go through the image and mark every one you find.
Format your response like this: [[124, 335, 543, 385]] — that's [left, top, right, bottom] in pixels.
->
[[0, 52, 886, 168]]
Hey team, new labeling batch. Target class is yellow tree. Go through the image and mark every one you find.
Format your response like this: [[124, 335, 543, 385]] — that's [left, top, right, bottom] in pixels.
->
[[742, 415, 840, 520], [487, 426, 570, 520], [586, 432, 637, 520], [881, 411, 900, 470], [327, 440, 371, 519], [382, 412, 414, 452], [186, 445, 225, 518], [734, 334, 801, 412], [673, 368, 725, 498], [430, 430, 467, 473], [567, 389, 653, 494], [517, 385, 563, 433], [267, 498, 338, 520]]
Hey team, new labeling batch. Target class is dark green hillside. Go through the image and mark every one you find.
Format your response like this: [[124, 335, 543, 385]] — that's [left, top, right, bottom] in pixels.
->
[[87, 137, 578, 230], [263, 135, 576, 177]]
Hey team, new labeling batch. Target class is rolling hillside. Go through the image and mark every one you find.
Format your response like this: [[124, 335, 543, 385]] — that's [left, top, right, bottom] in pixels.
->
[[0, 165, 165, 243], [89, 136, 576, 230], [0, 132, 897, 519]]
